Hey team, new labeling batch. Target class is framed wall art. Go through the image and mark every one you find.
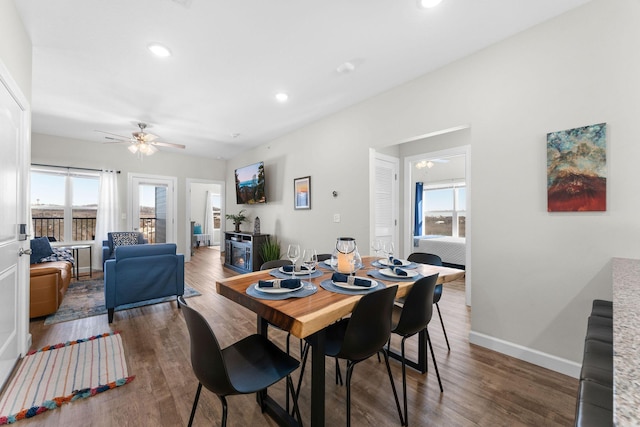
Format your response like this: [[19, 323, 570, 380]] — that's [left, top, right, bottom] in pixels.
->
[[294, 176, 311, 210], [547, 123, 606, 212]]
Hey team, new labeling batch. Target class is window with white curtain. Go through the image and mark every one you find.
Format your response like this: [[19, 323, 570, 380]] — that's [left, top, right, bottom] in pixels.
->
[[31, 168, 99, 242]]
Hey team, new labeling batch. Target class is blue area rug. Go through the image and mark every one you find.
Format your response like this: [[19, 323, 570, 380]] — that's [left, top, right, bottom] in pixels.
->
[[43, 279, 200, 325]]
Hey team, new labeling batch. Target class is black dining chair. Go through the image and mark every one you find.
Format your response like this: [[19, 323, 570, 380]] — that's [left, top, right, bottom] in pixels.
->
[[390, 274, 442, 425], [406, 252, 451, 351], [259, 259, 300, 358], [260, 259, 293, 270], [298, 286, 404, 427], [259, 259, 300, 411], [178, 296, 302, 427], [316, 253, 332, 262]]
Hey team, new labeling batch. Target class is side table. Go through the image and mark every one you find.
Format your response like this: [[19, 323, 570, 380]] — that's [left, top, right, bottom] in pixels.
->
[[195, 234, 212, 247], [70, 244, 92, 279]]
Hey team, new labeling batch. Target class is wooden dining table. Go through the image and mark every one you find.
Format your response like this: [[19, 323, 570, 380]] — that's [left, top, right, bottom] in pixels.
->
[[216, 256, 465, 427]]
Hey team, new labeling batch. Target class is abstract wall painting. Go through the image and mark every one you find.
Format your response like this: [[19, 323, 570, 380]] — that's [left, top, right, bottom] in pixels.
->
[[547, 123, 606, 212]]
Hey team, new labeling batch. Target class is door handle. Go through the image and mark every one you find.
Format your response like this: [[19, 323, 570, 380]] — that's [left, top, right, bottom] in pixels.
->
[[19, 248, 32, 256]]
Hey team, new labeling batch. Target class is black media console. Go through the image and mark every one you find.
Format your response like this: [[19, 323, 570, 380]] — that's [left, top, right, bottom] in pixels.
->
[[224, 232, 269, 274]]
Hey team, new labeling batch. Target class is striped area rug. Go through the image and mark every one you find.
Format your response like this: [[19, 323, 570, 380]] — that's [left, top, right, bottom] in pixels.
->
[[0, 331, 134, 424]]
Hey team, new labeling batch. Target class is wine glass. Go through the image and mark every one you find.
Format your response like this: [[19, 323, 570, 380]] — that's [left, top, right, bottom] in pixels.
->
[[302, 249, 317, 289], [383, 241, 395, 264], [286, 244, 301, 279], [350, 249, 362, 276], [371, 239, 382, 258], [330, 251, 339, 272]]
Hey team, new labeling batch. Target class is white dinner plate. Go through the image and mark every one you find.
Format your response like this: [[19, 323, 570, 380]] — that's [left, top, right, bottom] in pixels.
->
[[379, 268, 418, 278], [378, 258, 411, 267], [279, 266, 315, 276], [254, 282, 303, 294], [323, 259, 337, 267], [332, 278, 378, 290]]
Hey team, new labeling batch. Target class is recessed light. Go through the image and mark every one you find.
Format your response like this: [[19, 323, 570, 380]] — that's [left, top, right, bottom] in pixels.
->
[[336, 61, 356, 74], [147, 43, 172, 57], [275, 92, 289, 102], [419, 0, 443, 8]]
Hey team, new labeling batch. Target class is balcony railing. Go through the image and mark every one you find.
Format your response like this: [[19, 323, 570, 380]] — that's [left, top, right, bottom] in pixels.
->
[[139, 218, 157, 243], [32, 217, 65, 241], [32, 217, 158, 243]]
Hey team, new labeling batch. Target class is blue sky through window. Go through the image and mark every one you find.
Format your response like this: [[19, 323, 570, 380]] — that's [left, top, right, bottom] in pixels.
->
[[31, 173, 99, 206], [425, 188, 453, 211], [31, 173, 64, 205]]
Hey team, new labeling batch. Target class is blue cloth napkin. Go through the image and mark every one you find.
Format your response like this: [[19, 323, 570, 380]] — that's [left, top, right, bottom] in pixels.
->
[[331, 272, 372, 288], [281, 265, 312, 273], [258, 279, 301, 289], [389, 256, 403, 266], [393, 267, 408, 276]]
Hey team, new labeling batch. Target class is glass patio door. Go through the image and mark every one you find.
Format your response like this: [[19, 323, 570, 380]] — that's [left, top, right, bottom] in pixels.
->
[[129, 174, 176, 243]]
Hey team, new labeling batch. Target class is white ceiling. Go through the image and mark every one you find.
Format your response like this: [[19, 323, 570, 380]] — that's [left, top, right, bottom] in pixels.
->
[[15, 0, 591, 160]]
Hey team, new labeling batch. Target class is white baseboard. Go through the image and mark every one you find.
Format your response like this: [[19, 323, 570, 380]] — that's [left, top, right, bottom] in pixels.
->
[[469, 330, 581, 378]]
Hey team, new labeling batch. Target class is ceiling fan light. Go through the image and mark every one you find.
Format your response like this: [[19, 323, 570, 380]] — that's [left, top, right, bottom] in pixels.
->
[[128, 144, 139, 154], [136, 143, 157, 156]]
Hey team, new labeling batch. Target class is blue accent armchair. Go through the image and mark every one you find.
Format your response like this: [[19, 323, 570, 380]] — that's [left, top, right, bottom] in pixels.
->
[[102, 231, 148, 265], [104, 243, 185, 323]]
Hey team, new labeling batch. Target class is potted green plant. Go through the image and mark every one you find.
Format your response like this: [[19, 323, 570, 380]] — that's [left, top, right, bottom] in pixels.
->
[[225, 209, 248, 232], [260, 236, 281, 262]]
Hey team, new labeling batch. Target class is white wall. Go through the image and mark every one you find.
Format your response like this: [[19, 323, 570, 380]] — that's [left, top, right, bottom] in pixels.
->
[[31, 133, 226, 257], [467, 0, 640, 374], [0, 0, 31, 101], [227, 129, 372, 254], [226, 0, 640, 374]]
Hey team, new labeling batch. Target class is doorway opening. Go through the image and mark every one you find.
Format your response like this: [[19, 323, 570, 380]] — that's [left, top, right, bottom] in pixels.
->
[[186, 179, 225, 263], [405, 145, 471, 305]]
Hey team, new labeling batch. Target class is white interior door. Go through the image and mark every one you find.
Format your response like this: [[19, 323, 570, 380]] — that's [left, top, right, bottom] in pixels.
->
[[128, 174, 177, 243], [0, 62, 31, 388], [374, 153, 399, 255]]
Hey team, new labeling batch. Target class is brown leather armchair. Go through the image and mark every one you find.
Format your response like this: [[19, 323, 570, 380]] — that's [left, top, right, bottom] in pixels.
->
[[29, 261, 72, 318]]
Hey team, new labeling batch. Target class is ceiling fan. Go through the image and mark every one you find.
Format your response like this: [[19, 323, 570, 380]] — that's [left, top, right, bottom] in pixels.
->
[[96, 122, 186, 156]]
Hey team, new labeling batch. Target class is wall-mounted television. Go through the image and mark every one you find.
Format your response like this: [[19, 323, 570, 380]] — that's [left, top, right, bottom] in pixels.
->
[[234, 161, 266, 204]]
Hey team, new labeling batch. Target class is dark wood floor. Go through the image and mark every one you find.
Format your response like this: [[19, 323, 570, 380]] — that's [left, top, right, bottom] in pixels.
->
[[22, 246, 578, 426]]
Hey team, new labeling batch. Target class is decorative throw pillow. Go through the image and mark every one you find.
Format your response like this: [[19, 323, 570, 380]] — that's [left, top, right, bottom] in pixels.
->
[[111, 232, 141, 248], [30, 236, 54, 264]]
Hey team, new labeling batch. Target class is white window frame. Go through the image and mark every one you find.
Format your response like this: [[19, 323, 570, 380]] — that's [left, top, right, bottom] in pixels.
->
[[423, 182, 466, 238], [30, 167, 99, 243]]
